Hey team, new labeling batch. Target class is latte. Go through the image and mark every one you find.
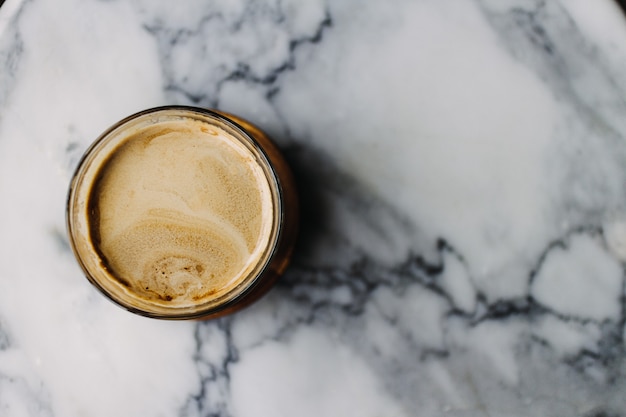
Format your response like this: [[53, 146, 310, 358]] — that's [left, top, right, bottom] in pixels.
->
[[67, 107, 297, 319], [90, 119, 274, 305]]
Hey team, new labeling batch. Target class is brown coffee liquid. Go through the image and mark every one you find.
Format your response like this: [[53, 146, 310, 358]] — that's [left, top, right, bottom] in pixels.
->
[[88, 119, 274, 306]]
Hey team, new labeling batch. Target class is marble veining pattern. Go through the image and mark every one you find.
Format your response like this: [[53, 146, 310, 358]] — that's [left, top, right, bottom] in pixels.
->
[[0, 0, 626, 416]]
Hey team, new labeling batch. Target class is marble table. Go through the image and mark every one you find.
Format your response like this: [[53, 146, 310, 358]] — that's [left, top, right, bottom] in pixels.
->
[[0, 0, 625, 415]]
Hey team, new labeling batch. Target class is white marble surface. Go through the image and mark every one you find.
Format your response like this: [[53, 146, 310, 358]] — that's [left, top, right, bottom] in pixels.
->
[[0, 0, 625, 415]]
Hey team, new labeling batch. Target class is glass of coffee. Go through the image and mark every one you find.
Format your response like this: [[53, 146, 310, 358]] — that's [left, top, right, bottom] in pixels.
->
[[67, 106, 298, 320]]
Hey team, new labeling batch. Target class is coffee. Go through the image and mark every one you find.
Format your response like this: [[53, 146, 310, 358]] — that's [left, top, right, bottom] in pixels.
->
[[91, 119, 274, 305], [67, 107, 297, 319]]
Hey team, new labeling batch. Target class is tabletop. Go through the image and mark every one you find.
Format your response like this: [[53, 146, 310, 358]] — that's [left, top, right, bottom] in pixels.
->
[[0, 0, 625, 416]]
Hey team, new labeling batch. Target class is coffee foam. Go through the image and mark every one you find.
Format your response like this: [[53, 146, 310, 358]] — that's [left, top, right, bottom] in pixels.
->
[[89, 118, 274, 306]]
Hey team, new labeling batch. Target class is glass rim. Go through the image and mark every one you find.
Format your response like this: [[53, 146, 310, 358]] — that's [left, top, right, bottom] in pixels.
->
[[66, 105, 285, 319]]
